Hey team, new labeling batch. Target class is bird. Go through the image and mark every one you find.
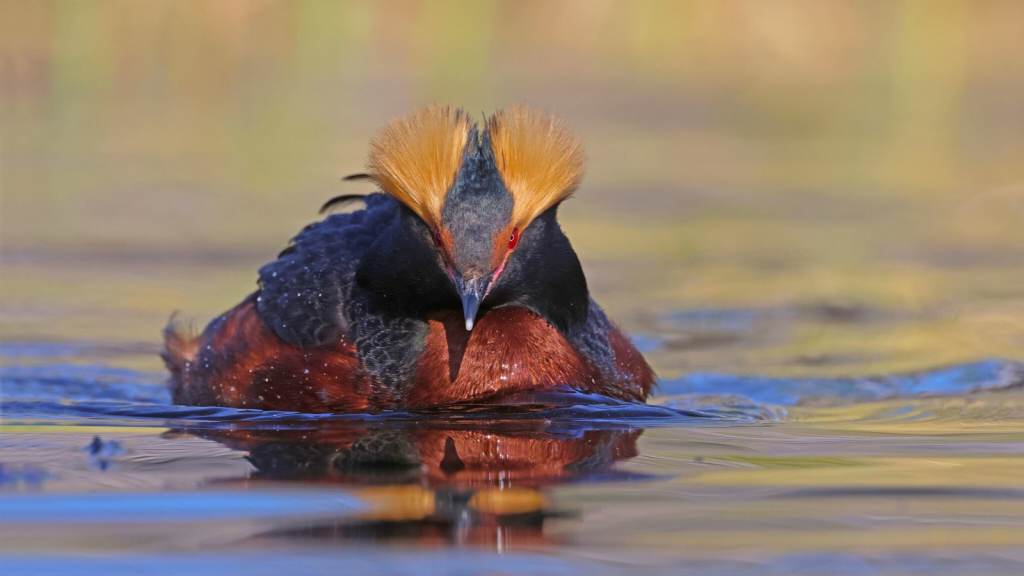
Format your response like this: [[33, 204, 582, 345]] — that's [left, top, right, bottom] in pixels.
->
[[162, 105, 654, 413]]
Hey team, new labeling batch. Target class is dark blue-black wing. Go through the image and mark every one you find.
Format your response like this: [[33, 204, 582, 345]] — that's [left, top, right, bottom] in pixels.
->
[[255, 193, 400, 347]]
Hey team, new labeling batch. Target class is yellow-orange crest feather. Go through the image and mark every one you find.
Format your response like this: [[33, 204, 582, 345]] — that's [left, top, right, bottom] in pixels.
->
[[367, 105, 472, 227], [487, 105, 585, 229]]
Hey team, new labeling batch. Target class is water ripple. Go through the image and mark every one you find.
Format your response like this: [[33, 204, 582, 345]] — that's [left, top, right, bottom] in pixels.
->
[[659, 359, 1024, 407], [3, 358, 1023, 429]]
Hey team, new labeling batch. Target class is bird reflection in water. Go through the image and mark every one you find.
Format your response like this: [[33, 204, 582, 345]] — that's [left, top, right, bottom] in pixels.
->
[[189, 421, 644, 550]]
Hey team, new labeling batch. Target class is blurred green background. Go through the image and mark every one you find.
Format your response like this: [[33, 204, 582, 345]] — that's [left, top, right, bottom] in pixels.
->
[[2, 0, 1024, 377]]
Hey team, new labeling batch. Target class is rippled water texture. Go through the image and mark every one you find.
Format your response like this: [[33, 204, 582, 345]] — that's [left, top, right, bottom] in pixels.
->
[[4, 2, 1024, 575], [3, 346, 1024, 575]]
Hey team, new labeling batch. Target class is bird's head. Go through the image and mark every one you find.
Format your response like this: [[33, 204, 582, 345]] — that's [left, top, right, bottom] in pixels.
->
[[358, 105, 587, 332]]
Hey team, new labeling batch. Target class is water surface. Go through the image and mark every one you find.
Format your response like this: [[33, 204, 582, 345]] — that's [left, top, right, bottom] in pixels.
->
[[2, 344, 1023, 575]]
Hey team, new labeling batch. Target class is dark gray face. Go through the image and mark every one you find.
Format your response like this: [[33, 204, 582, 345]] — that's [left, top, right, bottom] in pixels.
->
[[440, 131, 514, 278], [437, 130, 515, 330]]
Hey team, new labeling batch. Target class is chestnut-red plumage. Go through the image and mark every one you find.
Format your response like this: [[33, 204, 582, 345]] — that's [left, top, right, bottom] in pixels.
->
[[166, 295, 652, 412], [163, 105, 655, 412], [166, 295, 377, 412]]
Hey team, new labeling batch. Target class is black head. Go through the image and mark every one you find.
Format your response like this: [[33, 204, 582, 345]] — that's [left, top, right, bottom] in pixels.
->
[[358, 105, 589, 333]]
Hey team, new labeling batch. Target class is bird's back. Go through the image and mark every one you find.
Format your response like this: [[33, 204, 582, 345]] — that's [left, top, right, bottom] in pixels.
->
[[255, 193, 400, 347]]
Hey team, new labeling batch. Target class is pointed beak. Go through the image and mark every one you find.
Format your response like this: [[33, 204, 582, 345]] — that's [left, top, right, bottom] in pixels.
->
[[453, 275, 492, 331]]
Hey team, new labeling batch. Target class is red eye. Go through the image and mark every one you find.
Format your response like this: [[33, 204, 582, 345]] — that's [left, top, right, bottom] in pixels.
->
[[433, 227, 443, 248], [508, 228, 520, 250]]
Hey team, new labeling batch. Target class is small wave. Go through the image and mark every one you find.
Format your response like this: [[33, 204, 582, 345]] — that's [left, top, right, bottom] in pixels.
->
[[3, 358, 1022, 429], [658, 359, 1024, 407], [0, 396, 759, 430], [0, 341, 160, 359], [0, 364, 771, 427], [0, 491, 364, 523], [0, 364, 171, 404]]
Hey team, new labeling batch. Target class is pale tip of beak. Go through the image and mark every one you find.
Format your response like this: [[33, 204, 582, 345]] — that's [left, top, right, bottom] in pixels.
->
[[465, 317, 475, 331]]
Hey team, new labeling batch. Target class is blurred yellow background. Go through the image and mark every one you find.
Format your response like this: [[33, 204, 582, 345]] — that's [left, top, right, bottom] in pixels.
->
[[2, 0, 1024, 377]]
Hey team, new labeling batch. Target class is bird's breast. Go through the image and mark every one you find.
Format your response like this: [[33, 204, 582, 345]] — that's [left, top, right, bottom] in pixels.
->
[[406, 307, 602, 407]]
